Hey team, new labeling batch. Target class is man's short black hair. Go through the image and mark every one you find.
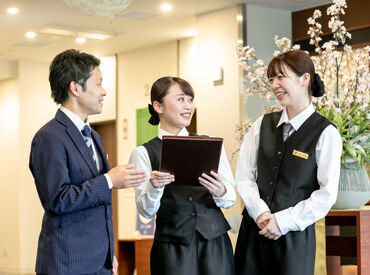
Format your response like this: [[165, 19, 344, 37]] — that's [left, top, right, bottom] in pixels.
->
[[49, 49, 100, 104]]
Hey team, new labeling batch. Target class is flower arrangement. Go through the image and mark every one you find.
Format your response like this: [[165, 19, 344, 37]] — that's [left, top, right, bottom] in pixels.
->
[[235, 0, 369, 168]]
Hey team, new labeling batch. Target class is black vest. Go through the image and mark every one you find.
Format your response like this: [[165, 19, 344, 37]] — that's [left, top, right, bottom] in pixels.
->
[[143, 135, 231, 244], [243, 111, 331, 215]]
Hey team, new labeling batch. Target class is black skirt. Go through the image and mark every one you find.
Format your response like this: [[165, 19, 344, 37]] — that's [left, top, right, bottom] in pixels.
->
[[234, 215, 316, 275], [150, 231, 235, 275]]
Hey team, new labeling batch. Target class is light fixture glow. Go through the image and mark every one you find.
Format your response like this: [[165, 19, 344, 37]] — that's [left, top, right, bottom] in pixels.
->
[[7, 7, 19, 14], [236, 15, 243, 21], [26, 32, 37, 38], [75, 37, 86, 44], [188, 29, 198, 37], [160, 3, 173, 11]]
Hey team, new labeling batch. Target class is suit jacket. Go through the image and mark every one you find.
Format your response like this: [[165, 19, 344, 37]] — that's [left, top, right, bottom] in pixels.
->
[[29, 109, 113, 274]]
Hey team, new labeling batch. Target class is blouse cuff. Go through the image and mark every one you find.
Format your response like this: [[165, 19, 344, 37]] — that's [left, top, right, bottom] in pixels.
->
[[213, 184, 235, 208], [146, 181, 164, 197], [247, 199, 270, 222], [274, 209, 298, 235]]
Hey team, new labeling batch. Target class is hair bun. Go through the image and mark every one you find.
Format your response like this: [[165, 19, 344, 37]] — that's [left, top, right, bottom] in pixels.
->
[[312, 73, 325, 97], [148, 104, 160, 125]]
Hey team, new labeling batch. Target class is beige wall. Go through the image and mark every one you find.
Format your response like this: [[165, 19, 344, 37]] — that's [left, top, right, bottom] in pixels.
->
[[90, 56, 117, 124], [18, 60, 56, 273], [0, 60, 18, 81], [0, 60, 55, 274], [0, 78, 21, 273]]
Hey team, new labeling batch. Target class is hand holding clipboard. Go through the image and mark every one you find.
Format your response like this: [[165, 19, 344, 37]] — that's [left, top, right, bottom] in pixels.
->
[[160, 135, 225, 196]]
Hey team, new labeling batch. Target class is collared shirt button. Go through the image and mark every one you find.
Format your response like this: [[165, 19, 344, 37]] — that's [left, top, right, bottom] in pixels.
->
[[188, 197, 193, 201]]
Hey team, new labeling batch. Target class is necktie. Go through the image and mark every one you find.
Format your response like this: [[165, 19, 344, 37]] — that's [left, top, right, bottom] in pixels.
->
[[283, 123, 294, 142], [81, 125, 97, 165]]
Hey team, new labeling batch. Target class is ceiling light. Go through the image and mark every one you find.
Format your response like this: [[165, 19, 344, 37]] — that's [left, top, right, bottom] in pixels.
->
[[160, 3, 173, 12], [7, 7, 19, 14], [26, 32, 37, 38], [236, 15, 243, 21], [75, 37, 86, 44], [188, 29, 198, 37]]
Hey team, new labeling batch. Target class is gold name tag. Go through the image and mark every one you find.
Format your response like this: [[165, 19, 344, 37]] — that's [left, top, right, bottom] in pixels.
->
[[292, 150, 309, 159]]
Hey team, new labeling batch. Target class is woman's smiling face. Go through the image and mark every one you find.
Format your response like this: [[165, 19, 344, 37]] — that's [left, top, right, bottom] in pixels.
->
[[156, 83, 195, 134], [269, 64, 309, 109]]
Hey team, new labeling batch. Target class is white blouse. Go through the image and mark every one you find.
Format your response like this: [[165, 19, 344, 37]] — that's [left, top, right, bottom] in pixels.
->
[[129, 127, 236, 219], [236, 104, 342, 235]]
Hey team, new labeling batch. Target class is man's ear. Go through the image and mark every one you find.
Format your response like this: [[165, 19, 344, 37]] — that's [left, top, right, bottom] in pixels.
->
[[301, 73, 311, 87], [153, 101, 163, 114], [69, 81, 81, 97]]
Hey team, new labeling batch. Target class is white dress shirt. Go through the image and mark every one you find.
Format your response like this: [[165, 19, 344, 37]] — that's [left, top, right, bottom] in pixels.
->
[[60, 106, 113, 189], [236, 104, 342, 235], [129, 127, 236, 219]]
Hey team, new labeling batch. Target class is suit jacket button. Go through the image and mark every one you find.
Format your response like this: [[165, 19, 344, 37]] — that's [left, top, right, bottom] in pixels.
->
[[188, 197, 193, 201]]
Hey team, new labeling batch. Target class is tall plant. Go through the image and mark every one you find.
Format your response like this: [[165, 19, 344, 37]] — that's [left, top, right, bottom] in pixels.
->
[[235, 0, 369, 167]]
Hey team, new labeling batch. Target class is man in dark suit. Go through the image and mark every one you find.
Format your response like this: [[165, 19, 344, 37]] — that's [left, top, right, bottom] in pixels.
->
[[29, 49, 146, 274]]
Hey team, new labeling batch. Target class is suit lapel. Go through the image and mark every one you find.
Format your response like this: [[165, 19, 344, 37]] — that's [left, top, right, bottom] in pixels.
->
[[55, 110, 99, 177]]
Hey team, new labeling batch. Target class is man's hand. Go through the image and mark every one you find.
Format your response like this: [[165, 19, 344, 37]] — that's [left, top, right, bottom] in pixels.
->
[[150, 171, 175, 188], [108, 164, 146, 189], [198, 171, 226, 198], [258, 212, 282, 240]]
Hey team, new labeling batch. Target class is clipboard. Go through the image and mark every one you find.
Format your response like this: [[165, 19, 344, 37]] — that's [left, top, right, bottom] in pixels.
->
[[160, 135, 223, 186]]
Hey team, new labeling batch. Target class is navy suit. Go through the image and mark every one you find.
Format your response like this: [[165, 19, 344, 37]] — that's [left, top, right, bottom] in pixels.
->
[[29, 110, 113, 274]]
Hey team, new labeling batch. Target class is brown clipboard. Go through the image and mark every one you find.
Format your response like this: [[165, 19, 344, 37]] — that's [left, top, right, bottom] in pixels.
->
[[159, 135, 223, 186]]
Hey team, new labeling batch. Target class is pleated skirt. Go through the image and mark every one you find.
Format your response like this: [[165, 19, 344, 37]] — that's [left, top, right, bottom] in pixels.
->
[[234, 215, 316, 275], [150, 231, 235, 275]]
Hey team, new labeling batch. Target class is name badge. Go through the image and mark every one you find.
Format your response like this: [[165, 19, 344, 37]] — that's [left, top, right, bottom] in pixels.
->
[[292, 150, 309, 159]]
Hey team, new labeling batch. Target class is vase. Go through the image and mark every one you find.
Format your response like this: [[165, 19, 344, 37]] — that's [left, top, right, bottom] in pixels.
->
[[332, 159, 370, 210]]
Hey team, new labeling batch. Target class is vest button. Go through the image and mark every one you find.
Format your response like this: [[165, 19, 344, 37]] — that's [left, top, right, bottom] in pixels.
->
[[273, 166, 278, 170], [266, 196, 270, 200], [191, 212, 196, 216], [188, 197, 193, 201], [269, 181, 273, 185], [277, 151, 281, 155]]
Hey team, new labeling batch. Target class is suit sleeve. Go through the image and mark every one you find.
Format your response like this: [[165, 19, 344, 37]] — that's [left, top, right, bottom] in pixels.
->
[[29, 130, 112, 215]]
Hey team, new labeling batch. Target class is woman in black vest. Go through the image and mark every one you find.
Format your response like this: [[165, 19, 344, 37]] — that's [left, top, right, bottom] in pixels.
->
[[129, 76, 236, 275], [234, 50, 342, 275]]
